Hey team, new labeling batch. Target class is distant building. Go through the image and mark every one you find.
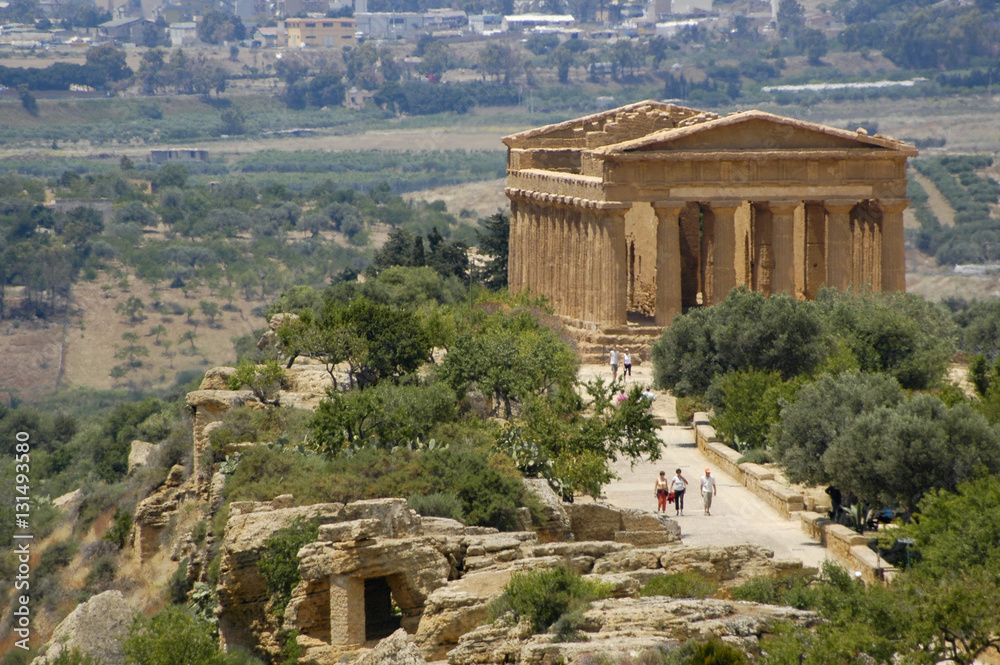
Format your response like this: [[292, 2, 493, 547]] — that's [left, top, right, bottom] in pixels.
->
[[97, 16, 153, 44], [150, 148, 209, 163], [354, 12, 424, 40], [168, 21, 199, 45], [670, 0, 712, 14], [503, 14, 575, 31], [423, 8, 466, 30], [253, 25, 282, 46], [283, 16, 356, 47], [468, 13, 502, 33]]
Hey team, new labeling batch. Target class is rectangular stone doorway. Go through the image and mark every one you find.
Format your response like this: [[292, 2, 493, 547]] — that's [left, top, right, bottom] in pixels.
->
[[364, 576, 402, 641]]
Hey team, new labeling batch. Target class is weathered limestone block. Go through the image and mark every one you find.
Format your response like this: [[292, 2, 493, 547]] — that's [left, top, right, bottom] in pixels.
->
[[356, 629, 428, 665], [319, 518, 382, 544], [566, 502, 624, 541], [420, 517, 467, 536], [445, 621, 534, 665], [521, 478, 572, 543], [199, 366, 237, 390], [528, 541, 632, 559], [32, 591, 133, 665], [415, 568, 514, 660], [127, 439, 156, 474], [344, 498, 422, 537], [591, 548, 662, 573], [658, 545, 788, 584], [133, 464, 189, 562], [614, 530, 678, 547]]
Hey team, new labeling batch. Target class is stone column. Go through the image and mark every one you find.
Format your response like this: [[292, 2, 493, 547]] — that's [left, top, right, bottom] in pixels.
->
[[552, 205, 564, 315], [879, 198, 908, 292], [330, 575, 365, 646], [705, 200, 741, 304], [508, 198, 521, 292], [768, 200, 799, 296], [852, 213, 864, 289], [566, 207, 581, 321], [652, 201, 684, 326], [595, 206, 628, 325], [583, 209, 597, 324], [824, 199, 856, 291]]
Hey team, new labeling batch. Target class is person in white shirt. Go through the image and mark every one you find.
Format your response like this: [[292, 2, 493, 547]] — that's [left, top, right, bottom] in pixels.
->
[[609, 348, 619, 381], [701, 468, 717, 516], [622, 349, 632, 377], [671, 468, 689, 516]]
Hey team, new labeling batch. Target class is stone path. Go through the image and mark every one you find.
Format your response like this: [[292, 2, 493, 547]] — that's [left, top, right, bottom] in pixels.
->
[[578, 362, 829, 570]]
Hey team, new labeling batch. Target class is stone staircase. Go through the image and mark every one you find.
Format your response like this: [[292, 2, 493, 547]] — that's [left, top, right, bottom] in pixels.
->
[[561, 318, 664, 364]]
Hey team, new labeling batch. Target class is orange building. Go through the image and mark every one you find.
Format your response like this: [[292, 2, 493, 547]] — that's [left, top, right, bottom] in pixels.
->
[[283, 17, 356, 47]]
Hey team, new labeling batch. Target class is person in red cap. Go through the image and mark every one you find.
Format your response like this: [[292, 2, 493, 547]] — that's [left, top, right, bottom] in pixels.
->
[[701, 468, 717, 516]]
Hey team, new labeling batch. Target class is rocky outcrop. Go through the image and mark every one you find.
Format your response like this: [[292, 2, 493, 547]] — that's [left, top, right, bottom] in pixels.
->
[[447, 596, 819, 665], [566, 501, 681, 546], [354, 629, 428, 665], [218, 499, 352, 655], [593, 544, 805, 585], [127, 439, 156, 474], [132, 464, 190, 562], [522, 478, 571, 543], [31, 591, 133, 665]]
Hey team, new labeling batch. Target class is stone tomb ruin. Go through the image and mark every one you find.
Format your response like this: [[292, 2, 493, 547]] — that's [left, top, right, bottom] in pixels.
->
[[503, 101, 916, 353], [217, 493, 812, 664]]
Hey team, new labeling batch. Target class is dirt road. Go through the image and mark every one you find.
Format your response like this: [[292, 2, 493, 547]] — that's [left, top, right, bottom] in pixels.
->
[[579, 362, 829, 570]]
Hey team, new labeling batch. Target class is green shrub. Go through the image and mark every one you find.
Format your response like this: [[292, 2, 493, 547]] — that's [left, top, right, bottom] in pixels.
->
[[37, 540, 79, 579], [104, 508, 134, 549], [408, 492, 465, 521], [675, 396, 708, 425], [123, 605, 226, 665], [258, 518, 319, 618], [639, 573, 718, 599], [490, 566, 610, 634], [167, 558, 192, 605], [737, 449, 773, 465], [730, 571, 817, 608], [663, 638, 748, 665]]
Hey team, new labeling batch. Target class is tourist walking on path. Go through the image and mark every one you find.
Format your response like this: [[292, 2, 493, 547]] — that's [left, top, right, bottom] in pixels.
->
[[623, 350, 632, 378], [672, 468, 689, 515], [701, 468, 717, 516], [609, 348, 619, 381], [654, 471, 671, 513]]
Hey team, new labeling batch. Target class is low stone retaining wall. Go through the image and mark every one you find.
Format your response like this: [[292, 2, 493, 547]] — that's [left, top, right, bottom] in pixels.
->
[[693, 413, 898, 585], [693, 414, 804, 519], [799, 512, 898, 584]]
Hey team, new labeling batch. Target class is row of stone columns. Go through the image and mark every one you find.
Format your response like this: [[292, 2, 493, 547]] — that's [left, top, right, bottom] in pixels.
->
[[509, 194, 628, 325], [510, 193, 908, 328], [652, 197, 909, 326]]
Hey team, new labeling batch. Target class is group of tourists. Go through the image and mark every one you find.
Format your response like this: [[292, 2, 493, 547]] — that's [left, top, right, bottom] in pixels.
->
[[608, 347, 632, 381], [607, 347, 719, 517], [654, 468, 717, 516]]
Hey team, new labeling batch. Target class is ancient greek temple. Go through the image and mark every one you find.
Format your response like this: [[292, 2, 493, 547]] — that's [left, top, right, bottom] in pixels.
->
[[503, 101, 916, 334]]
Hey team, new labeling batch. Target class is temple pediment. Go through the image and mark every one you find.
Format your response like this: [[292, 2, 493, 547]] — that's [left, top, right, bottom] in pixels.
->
[[502, 100, 715, 150], [598, 110, 918, 155]]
